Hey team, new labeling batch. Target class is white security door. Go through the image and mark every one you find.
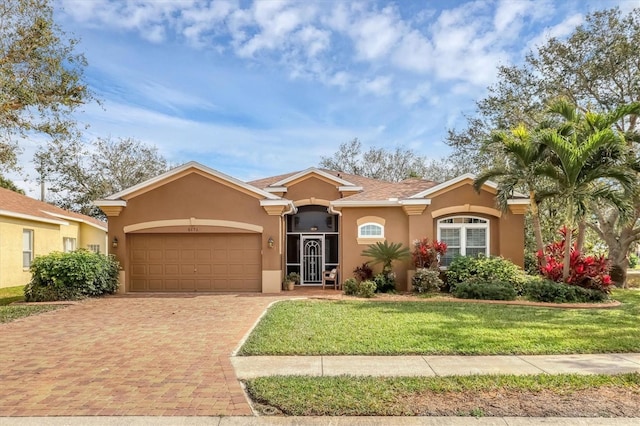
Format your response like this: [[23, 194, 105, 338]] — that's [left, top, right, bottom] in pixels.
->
[[301, 236, 323, 284]]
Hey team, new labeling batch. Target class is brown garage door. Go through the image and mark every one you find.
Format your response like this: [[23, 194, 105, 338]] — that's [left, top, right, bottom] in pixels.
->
[[129, 233, 261, 292]]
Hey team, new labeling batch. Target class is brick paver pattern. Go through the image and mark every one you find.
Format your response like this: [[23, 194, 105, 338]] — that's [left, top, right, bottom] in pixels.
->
[[0, 294, 282, 416]]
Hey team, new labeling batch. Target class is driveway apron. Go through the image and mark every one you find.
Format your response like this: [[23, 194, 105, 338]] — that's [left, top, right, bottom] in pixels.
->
[[0, 294, 279, 416]]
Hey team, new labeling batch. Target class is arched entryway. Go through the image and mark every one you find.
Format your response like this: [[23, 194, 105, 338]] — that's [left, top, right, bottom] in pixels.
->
[[285, 205, 339, 285]]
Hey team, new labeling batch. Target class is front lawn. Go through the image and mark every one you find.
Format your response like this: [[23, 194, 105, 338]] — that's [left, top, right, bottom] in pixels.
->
[[239, 290, 640, 355], [246, 373, 640, 417], [0, 285, 63, 323]]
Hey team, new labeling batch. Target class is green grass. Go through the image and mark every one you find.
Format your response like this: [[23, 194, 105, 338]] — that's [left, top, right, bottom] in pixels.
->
[[0, 285, 25, 306], [0, 285, 63, 323], [239, 289, 640, 355], [245, 373, 640, 416]]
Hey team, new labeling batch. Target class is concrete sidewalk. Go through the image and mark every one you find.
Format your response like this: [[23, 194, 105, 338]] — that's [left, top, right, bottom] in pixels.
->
[[232, 353, 640, 379]]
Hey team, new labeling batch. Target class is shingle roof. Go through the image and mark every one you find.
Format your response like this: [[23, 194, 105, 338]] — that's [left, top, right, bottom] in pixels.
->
[[0, 187, 107, 230], [340, 178, 439, 201], [247, 169, 439, 201]]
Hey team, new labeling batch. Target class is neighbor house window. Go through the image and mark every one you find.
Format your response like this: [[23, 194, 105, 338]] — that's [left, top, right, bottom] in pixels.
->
[[358, 223, 384, 238], [437, 216, 489, 267], [23, 229, 33, 268], [87, 244, 100, 254], [63, 237, 76, 253]]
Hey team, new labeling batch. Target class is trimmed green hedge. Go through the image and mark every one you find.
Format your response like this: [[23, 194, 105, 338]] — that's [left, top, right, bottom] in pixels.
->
[[452, 280, 517, 301], [523, 278, 609, 303], [24, 250, 120, 302]]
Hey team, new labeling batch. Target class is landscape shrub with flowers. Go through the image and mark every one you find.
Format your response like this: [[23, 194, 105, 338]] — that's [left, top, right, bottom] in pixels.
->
[[536, 227, 613, 293], [412, 237, 447, 269]]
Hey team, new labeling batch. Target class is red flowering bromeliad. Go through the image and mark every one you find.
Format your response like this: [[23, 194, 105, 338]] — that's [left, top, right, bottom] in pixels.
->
[[412, 238, 447, 269], [536, 226, 613, 292]]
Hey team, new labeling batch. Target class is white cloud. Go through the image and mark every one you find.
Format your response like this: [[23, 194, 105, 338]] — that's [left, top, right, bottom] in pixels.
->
[[348, 5, 404, 61], [526, 13, 583, 51], [358, 75, 393, 96]]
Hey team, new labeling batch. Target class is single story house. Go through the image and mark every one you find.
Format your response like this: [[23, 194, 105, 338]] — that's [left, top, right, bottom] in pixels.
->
[[0, 187, 108, 288], [95, 162, 528, 293]]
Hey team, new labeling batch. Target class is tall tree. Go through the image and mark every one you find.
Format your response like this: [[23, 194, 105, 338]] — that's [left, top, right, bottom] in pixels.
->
[[36, 137, 170, 218], [448, 7, 640, 281], [320, 138, 460, 182], [473, 125, 549, 254], [0, 0, 91, 172], [539, 99, 638, 281]]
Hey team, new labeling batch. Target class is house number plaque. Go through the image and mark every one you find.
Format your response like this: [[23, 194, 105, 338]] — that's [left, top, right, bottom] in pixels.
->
[[187, 226, 199, 232]]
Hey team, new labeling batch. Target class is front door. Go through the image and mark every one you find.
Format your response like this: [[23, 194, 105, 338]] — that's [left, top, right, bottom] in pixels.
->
[[301, 236, 323, 284]]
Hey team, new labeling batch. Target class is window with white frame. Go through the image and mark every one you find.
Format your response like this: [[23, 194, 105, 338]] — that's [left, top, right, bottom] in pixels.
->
[[437, 216, 489, 267], [23, 229, 33, 268], [63, 237, 77, 253], [358, 223, 384, 238], [87, 244, 100, 254]]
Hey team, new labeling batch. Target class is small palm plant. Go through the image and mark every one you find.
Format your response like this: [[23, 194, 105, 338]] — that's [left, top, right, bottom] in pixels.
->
[[361, 241, 410, 274]]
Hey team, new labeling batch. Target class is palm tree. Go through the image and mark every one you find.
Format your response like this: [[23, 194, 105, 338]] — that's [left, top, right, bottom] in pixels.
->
[[538, 99, 638, 281], [473, 124, 550, 254], [361, 241, 410, 274]]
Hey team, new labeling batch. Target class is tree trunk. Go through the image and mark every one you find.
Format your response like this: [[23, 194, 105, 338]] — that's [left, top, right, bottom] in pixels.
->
[[529, 191, 545, 266], [562, 205, 574, 281], [576, 220, 586, 253], [604, 236, 631, 288]]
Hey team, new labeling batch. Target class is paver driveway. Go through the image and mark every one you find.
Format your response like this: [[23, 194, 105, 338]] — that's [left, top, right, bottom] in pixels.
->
[[0, 294, 282, 416]]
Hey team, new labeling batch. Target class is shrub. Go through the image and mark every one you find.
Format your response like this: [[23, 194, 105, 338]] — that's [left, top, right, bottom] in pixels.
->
[[412, 237, 447, 269], [353, 263, 373, 282], [523, 277, 609, 303], [537, 227, 613, 293], [24, 250, 119, 302], [629, 254, 639, 269], [452, 279, 517, 301], [412, 268, 443, 293], [343, 278, 376, 298], [373, 273, 396, 293], [446, 255, 526, 294], [524, 251, 538, 275], [343, 278, 358, 295]]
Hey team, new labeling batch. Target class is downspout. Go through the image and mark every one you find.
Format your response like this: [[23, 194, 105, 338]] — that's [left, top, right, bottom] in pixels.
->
[[328, 203, 343, 283]]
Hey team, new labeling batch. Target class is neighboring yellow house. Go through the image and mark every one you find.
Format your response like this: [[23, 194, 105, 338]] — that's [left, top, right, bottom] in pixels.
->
[[0, 187, 108, 289]]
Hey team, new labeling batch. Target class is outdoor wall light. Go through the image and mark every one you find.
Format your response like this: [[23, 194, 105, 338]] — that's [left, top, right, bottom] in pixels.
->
[[267, 237, 275, 248], [112, 237, 118, 249]]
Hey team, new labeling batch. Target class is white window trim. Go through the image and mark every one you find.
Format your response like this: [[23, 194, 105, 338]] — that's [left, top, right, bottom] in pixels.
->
[[63, 237, 77, 253], [357, 222, 385, 245], [23, 229, 34, 269], [437, 216, 490, 266], [358, 222, 384, 238]]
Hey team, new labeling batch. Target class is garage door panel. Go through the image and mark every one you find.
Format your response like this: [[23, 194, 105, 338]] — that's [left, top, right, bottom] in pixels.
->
[[165, 249, 179, 260], [130, 233, 261, 292], [197, 264, 212, 274], [164, 264, 179, 275]]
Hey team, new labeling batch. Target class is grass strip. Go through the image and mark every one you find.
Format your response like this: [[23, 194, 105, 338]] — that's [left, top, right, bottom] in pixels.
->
[[239, 290, 640, 355], [0, 285, 25, 306], [1, 285, 64, 323], [245, 373, 640, 416], [0, 305, 63, 323]]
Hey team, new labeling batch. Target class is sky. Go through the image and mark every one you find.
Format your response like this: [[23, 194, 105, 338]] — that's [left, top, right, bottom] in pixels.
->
[[8, 0, 639, 197]]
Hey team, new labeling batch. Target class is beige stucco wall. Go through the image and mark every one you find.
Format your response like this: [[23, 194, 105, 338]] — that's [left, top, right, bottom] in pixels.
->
[[340, 207, 412, 290], [106, 172, 281, 292]]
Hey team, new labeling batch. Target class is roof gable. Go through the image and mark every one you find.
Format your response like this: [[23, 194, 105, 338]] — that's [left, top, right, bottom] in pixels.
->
[[104, 161, 281, 202], [268, 167, 360, 189]]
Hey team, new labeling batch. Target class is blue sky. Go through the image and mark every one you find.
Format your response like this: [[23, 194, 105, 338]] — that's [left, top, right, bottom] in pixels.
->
[[10, 0, 638, 196]]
